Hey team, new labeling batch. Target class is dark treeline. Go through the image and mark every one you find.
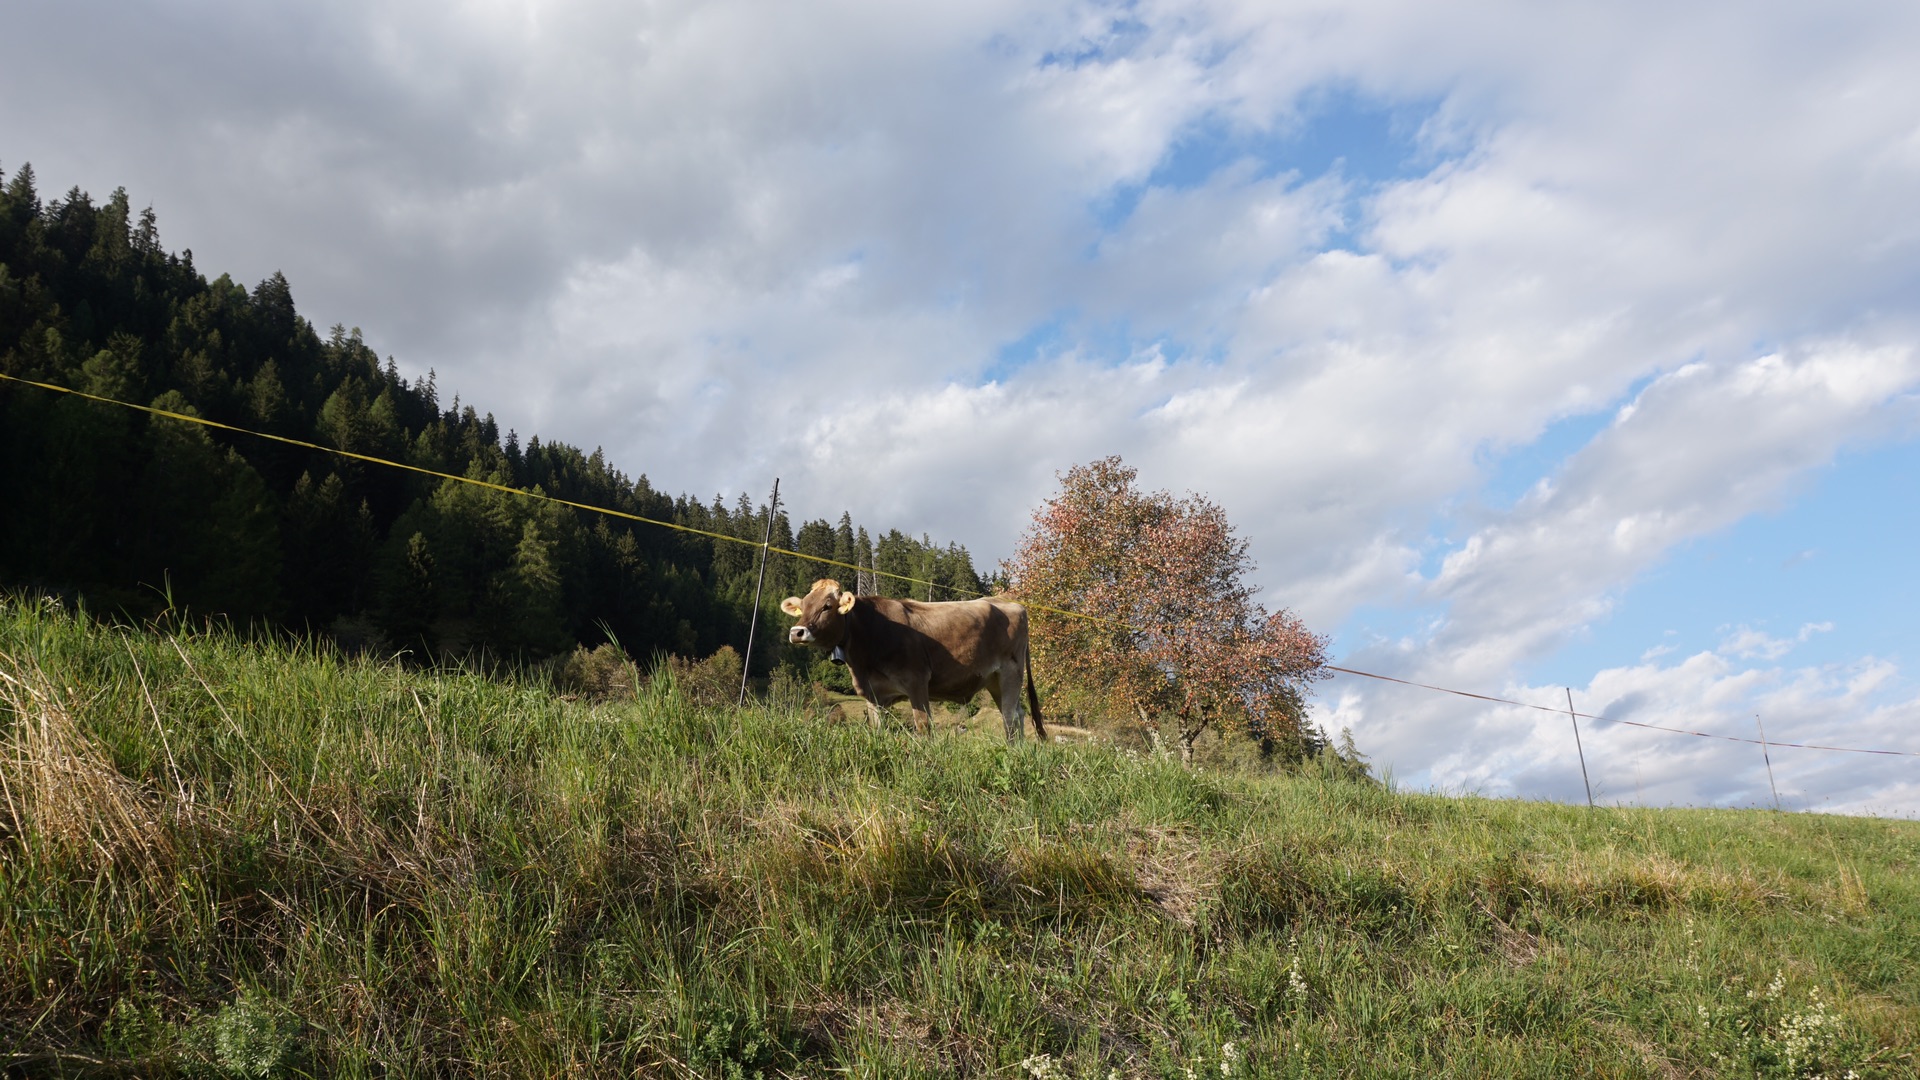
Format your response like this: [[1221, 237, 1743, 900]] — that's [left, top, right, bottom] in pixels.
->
[[0, 162, 986, 674]]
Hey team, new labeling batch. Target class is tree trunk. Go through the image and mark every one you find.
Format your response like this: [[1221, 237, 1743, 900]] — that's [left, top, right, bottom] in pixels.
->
[[1137, 704, 1165, 757], [1177, 715, 1209, 767]]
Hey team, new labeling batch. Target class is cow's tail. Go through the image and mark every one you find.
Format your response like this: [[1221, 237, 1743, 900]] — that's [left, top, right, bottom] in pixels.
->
[[1025, 652, 1047, 741]]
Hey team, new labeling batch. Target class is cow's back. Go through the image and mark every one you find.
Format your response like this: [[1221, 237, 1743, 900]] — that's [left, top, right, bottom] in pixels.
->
[[906, 596, 1021, 657], [850, 596, 1028, 702]]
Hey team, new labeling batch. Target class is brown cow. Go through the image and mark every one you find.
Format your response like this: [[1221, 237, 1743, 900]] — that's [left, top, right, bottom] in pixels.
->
[[781, 578, 1045, 741]]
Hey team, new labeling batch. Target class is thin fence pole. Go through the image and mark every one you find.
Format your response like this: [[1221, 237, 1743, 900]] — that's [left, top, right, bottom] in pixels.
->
[[1566, 687, 1594, 809], [737, 477, 781, 708], [1755, 713, 1781, 811]]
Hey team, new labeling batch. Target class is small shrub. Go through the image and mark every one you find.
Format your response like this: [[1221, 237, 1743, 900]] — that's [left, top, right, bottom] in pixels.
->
[[558, 642, 638, 701], [809, 655, 854, 694], [99, 997, 170, 1060], [689, 1002, 796, 1080], [766, 665, 811, 711], [660, 645, 744, 708], [182, 989, 297, 1079], [810, 679, 848, 712]]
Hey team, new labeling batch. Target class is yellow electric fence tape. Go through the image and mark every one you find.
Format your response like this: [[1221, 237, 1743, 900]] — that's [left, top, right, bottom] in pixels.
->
[[0, 371, 1113, 626], [4, 370, 1913, 758]]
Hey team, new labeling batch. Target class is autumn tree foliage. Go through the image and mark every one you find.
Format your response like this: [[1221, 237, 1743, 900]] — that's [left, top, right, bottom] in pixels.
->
[[1006, 457, 1330, 763]]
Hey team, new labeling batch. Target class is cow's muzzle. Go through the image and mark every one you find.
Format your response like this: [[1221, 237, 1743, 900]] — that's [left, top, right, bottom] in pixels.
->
[[788, 626, 814, 646]]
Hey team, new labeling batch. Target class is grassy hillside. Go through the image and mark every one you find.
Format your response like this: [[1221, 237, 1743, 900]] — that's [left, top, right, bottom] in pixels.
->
[[1, 596, 1915, 1078]]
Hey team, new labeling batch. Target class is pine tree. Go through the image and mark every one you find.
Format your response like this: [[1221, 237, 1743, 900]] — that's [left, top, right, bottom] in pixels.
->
[[793, 517, 836, 594], [832, 513, 856, 584], [282, 472, 374, 626], [374, 530, 438, 658], [80, 333, 145, 402], [854, 527, 874, 596], [133, 205, 159, 256], [86, 187, 134, 276], [3, 161, 38, 219], [137, 393, 281, 620], [873, 529, 917, 598], [499, 519, 566, 656]]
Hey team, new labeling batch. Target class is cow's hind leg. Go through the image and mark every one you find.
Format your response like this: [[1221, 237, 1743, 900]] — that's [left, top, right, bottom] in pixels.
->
[[994, 665, 1026, 743]]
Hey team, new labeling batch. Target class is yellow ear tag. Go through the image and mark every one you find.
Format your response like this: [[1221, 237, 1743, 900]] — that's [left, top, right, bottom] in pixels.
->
[[780, 597, 805, 616], [837, 591, 858, 615]]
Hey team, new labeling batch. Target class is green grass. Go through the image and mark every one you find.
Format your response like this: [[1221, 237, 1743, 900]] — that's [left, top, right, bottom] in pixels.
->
[[1, 594, 1915, 1078]]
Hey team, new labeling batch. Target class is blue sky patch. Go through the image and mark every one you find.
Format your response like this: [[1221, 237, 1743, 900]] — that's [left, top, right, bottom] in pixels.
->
[[986, 311, 1176, 382], [988, 315, 1076, 381], [1475, 409, 1616, 510], [1095, 89, 1437, 231], [1333, 601, 1449, 656], [1036, 10, 1150, 71], [1522, 437, 1920, 692]]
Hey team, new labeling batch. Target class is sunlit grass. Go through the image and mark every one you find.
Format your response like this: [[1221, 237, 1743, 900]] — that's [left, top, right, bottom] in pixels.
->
[[2, 594, 1914, 1077]]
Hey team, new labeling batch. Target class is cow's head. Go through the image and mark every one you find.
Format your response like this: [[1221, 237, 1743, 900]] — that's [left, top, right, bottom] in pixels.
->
[[781, 578, 858, 650]]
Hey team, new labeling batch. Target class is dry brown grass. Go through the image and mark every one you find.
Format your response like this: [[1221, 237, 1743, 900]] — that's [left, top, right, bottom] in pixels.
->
[[1125, 824, 1214, 928], [1526, 849, 1789, 914], [0, 649, 174, 877]]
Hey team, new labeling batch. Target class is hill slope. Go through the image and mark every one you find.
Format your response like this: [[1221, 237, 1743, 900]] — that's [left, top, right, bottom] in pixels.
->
[[2, 597, 1914, 1077]]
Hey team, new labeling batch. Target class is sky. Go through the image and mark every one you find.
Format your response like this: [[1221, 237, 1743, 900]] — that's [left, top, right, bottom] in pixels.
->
[[6, 0, 1919, 815]]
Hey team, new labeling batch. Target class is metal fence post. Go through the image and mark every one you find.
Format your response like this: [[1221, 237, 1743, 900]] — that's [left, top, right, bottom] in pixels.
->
[[1756, 713, 1781, 811], [737, 478, 780, 708], [1567, 688, 1594, 809]]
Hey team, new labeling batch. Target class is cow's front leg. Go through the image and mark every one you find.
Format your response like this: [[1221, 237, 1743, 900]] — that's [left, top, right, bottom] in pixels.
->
[[849, 672, 887, 730], [908, 684, 934, 737]]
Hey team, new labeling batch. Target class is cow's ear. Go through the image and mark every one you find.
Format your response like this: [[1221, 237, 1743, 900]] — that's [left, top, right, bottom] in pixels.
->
[[780, 596, 805, 617], [836, 590, 858, 615]]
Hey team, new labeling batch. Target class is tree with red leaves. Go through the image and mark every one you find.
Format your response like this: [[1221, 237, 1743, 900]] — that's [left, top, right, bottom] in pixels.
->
[[1006, 457, 1330, 764]]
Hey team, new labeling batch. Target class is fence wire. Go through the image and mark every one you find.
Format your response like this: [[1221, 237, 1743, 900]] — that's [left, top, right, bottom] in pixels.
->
[[4, 371, 1914, 761]]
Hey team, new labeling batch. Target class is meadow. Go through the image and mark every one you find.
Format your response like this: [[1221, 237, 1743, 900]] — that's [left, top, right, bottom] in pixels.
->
[[1, 594, 1914, 1077]]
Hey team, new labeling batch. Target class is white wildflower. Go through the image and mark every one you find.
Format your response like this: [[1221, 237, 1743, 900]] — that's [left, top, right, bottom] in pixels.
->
[[1285, 935, 1309, 1009], [1020, 1053, 1064, 1080]]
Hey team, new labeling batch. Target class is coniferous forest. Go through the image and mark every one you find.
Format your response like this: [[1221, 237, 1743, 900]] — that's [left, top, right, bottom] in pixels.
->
[[0, 161, 987, 675]]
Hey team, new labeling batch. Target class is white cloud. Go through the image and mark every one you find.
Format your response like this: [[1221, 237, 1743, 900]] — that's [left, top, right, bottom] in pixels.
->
[[1417, 345, 1915, 666], [1719, 622, 1835, 662], [1318, 646, 1920, 816]]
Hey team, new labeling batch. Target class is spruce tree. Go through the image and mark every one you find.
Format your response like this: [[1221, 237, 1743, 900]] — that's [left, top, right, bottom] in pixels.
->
[[501, 519, 566, 655], [374, 530, 438, 658]]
